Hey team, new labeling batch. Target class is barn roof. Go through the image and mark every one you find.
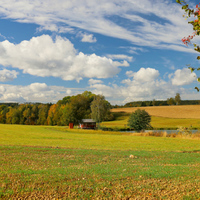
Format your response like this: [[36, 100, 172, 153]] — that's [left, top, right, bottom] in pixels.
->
[[81, 119, 96, 123]]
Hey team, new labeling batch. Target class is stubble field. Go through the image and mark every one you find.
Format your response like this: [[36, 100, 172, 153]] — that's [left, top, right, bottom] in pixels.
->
[[102, 105, 200, 129], [111, 105, 200, 119]]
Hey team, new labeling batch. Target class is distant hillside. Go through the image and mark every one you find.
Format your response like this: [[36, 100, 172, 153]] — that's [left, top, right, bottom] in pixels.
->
[[111, 105, 200, 119]]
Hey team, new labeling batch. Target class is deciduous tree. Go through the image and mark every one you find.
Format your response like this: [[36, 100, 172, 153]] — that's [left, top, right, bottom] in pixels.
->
[[62, 94, 91, 125], [47, 104, 58, 126], [127, 109, 152, 132], [91, 95, 111, 128], [37, 104, 50, 125], [167, 97, 175, 106], [0, 105, 8, 124], [175, 93, 181, 105], [176, 0, 200, 91]]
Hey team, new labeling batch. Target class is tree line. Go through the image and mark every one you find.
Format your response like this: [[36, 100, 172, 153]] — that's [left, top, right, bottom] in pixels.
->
[[1, 91, 200, 125], [117, 93, 200, 108], [0, 91, 113, 126]]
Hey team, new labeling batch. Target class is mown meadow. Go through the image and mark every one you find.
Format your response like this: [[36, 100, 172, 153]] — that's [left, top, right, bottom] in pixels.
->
[[1, 120, 200, 199]]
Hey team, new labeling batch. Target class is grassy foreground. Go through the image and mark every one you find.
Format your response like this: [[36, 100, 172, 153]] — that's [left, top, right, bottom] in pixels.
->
[[1, 124, 200, 199]]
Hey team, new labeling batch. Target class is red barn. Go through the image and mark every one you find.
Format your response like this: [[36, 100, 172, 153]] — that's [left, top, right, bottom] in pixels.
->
[[79, 119, 96, 129]]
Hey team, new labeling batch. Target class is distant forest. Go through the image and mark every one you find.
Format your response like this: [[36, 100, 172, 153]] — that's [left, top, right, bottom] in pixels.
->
[[0, 91, 113, 126], [113, 93, 200, 108], [0, 91, 200, 125], [116, 99, 200, 108]]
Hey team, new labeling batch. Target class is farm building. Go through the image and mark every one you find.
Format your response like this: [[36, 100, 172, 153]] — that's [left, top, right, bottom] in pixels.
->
[[79, 119, 96, 129]]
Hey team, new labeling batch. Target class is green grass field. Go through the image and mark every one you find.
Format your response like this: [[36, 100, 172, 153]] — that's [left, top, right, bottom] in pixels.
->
[[1, 124, 200, 199]]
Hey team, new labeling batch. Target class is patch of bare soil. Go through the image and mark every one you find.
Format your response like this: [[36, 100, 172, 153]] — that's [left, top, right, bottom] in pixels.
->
[[1, 177, 200, 199]]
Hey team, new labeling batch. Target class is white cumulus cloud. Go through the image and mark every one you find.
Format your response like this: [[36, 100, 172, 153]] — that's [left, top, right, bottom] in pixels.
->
[[88, 67, 200, 105], [88, 79, 103, 85], [80, 33, 97, 43], [0, 83, 81, 103], [125, 68, 160, 82], [171, 68, 196, 86], [0, 69, 18, 82], [88, 67, 177, 104], [0, 35, 126, 82]]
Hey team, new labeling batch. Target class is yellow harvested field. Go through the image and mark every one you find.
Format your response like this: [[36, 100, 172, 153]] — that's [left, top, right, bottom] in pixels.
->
[[111, 105, 200, 119]]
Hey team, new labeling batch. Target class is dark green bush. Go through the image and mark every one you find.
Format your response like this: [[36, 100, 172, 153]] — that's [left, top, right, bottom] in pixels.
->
[[127, 109, 152, 132]]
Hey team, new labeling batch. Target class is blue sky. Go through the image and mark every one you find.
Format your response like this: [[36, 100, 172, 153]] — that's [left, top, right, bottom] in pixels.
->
[[0, 0, 200, 105]]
